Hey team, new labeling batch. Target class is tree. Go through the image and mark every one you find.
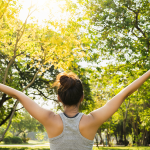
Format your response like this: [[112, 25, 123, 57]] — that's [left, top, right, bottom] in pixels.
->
[[0, 0, 95, 141], [80, 0, 150, 65], [10, 110, 45, 137], [75, 0, 150, 146]]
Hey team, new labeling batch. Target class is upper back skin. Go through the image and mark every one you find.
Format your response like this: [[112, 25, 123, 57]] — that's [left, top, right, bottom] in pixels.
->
[[44, 112, 98, 141]]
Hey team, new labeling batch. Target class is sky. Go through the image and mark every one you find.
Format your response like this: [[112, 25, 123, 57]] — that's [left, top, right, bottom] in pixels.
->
[[18, 0, 70, 26]]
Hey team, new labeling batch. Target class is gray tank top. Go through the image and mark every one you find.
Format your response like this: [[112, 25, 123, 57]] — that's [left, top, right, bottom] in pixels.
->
[[49, 113, 94, 150]]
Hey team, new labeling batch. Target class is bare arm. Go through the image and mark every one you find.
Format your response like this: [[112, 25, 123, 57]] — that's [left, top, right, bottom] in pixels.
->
[[0, 84, 53, 126], [90, 70, 150, 127]]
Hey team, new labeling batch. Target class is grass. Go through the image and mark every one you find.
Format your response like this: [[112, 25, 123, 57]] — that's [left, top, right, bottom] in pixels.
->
[[0, 147, 50, 150], [0, 146, 150, 150], [0, 141, 150, 150], [28, 140, 49, 145], [0, 140, 49, 146], [93, 147, 150, 150]]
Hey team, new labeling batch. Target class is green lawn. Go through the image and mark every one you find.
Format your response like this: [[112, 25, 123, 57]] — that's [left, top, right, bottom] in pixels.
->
[[0, 146, 150, 150], [93, 147, 150, 150], [0, 147, 49, 150], [0, 140, 49, 146], [0, 140, 150, 150]]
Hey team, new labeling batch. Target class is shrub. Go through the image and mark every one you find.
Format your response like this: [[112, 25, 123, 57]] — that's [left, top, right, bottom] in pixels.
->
[[3, 136, 22, 144], [3, 136, 11, 144], [11, 136, 22, 144], [22, 137, 30, 143]]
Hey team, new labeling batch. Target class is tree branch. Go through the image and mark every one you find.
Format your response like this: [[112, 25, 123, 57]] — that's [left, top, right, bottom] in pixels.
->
[[134, 12, 146, 38], [0, 67, 41, 142], [0, 93, 6, 108], [127, 6, 148, 52], [30, 89, 58, 103], [0, 100, 20, 127], [131, 27, 142, 38], [0, 0, 11, 20], [0, 3, 35, 97], [0, 94, 12, 108], [16, 106, 24, 111], [126, 6, 136, 14], [17, 40, 41, 51]]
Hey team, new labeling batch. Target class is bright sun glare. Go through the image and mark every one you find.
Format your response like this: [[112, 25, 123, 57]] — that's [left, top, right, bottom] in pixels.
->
[[19, 0, 70, 26]]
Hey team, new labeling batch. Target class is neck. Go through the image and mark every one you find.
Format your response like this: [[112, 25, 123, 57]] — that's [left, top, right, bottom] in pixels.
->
[[63, 105, 79, 117]]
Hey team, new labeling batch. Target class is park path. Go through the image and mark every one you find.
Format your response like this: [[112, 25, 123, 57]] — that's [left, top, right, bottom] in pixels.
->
[[0, 143, 50, 147]]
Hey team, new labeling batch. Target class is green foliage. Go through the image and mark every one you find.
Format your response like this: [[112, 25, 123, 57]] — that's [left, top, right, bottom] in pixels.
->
[[83, 0, 150, 67], [21, 133, 30, 143], [11, 110, 45, 136], [0, 0, 150, 147], [11, 136, 22, 144], [3, 136, 11, 144], [21, 137, 30, 143], [3, 136, 22, 144], [35, 133, 45, 142], [73, 0, 150, 146], [0, 0, 92, 129]]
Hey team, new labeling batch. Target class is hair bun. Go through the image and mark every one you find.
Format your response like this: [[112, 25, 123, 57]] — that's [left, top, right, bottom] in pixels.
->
[[60, 75, 76, 89], [53, 72, 80, 90], [53, 72, 83, 106]]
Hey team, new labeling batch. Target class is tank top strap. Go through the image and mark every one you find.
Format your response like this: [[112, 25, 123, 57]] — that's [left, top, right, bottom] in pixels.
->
[[59, 113, 84, 131], [74, 113, 84, 126]]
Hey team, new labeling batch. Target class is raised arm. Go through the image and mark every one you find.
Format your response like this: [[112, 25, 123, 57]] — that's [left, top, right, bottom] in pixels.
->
[[90, 70, 150, 127], [0, 84, 53, 126]]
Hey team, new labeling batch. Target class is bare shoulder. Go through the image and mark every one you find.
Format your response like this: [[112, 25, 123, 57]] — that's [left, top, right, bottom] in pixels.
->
[[46, 112, 62, 125], [80, 113, 96, 128], [45, 112, 63, 138], [79, 114, 98, 140]]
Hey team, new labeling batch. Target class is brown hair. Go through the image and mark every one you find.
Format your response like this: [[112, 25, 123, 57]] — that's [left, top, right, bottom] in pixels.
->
[[53, 72, 83, 106]]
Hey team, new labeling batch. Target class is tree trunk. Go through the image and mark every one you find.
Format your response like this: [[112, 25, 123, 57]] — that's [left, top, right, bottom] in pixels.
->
[[15, 131, 23, 137], [114, 133, 118, 145], [142, 128, 146, 146], [106, 129, 111, 147], [135, 116, 139, 145], [143, 130, 148, 146], [123, 100, 130, 146], [123, 119, 127, 145], [131, 114, 137, 145], [95, 134, 99, 147], [97, 128, 105, 146]]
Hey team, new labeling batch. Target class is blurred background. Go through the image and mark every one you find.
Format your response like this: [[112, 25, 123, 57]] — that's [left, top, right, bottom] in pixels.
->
[[0, 0, 150, 147]]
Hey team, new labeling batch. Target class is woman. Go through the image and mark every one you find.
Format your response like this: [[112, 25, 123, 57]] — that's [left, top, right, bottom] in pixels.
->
[[0, 70, 150, 150]]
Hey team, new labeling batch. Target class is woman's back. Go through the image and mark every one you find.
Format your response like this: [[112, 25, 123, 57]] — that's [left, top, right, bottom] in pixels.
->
[[48, 113, 94, 150], [45, 111, 99, 140]]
